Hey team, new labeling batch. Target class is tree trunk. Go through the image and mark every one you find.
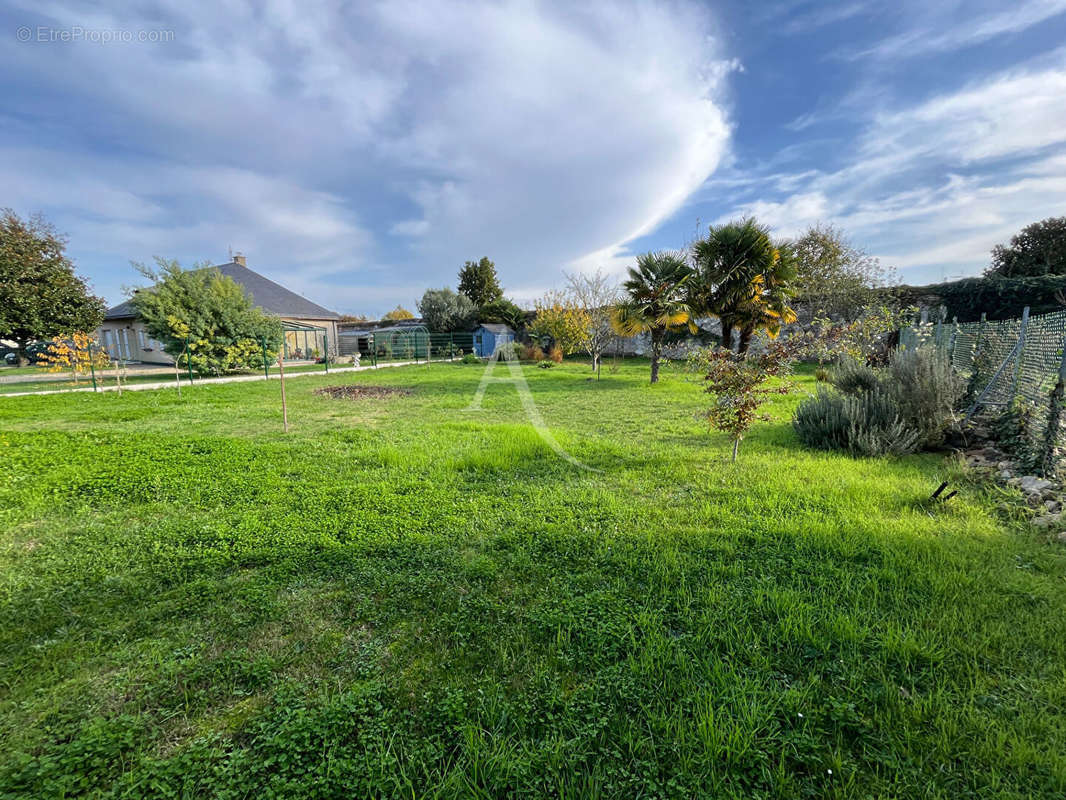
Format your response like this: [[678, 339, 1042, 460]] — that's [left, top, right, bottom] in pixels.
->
[[732, 437, 740, 462], [720, 322, 733, 352], [737, 326, 754, 354], [650, 330, 662, 384]]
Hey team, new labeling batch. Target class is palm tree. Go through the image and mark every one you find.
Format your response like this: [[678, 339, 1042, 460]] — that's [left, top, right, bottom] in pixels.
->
[[689, 218, 796, 353], [612, 251, 695, 383]]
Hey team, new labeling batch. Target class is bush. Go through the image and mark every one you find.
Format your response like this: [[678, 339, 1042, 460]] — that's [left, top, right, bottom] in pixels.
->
[[794, 387, 921, 457], [523, 343, 544, 361], [460, 352, 481, 364], [830, 357, 880, 396], [537, 360, 555, 369], [814, 367, 830, 382], [884, 348, 963, 448], [548, 345, 563, 363]]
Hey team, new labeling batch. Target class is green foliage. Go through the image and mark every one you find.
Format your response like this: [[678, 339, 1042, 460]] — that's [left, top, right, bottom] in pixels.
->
[[129, 258, 282, 376], [0, 209, 106, 361], [795, 348, 962, 456], [987, 216, 1066, 277], [418, 288, 477, 332], [795, 387, 921, 456], [689, 218, 796, 353], [536, 359, 556, 368], [798, 305, 916, 366], [477, 297, 524, 330], [885, 348, 964, 448], [830, 357, 880, 396], [457, 256, 503, 306], [791, 223, 894, 319], [990, 399, 1043, 474], [460, 352, 481, 364], [687, 339, 796, 461], [889, 274, 1066, 322], [612, 251, 695, 383], [2, 363, 1066, 797]]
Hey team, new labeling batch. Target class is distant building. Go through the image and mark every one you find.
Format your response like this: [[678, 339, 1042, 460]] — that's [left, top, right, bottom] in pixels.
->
[[472, 323, 515, 357], [96, 255, 340, 363]]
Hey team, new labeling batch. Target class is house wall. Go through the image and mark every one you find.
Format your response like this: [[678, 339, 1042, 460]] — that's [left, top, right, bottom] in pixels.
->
[[95, 320, 173, 364], [96, 317, 340, 364]]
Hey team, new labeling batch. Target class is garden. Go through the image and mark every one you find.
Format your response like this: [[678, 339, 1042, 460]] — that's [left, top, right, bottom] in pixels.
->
[[2, 356, 1066, 798]]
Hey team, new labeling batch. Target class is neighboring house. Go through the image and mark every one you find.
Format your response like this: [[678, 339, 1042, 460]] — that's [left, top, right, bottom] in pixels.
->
[[472, 323, 515, 357], [96, 255, 341, 364]]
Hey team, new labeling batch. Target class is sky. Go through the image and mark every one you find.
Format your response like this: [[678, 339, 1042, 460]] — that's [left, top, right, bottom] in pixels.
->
[[3, 1, 1066, 316]]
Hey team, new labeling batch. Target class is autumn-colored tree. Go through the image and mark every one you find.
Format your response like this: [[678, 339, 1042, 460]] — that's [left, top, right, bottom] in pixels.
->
[[36, 332, 110, 384], [383, 305, 415, 321], [528, 291, 586, 356], [565, 269, 619, 374]]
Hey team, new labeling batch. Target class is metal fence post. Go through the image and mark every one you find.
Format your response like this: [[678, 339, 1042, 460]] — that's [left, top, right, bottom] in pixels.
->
[[261, 337, 269, 379], [949, 316, 959, 367], [1041, 329, 1066, 476], [1010, 306, 1030, 402], [184, 337, 194, 383], [324, 332, 329, 373], [974, 312, 986, 375], [88, 344, 98, 392]]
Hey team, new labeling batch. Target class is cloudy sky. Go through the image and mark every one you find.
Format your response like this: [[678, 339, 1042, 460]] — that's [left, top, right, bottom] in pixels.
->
[[3, 1, 1065, 315]]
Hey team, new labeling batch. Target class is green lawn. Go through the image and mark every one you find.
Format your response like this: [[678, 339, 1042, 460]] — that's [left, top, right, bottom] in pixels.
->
[[1, 360, 1064, 798]]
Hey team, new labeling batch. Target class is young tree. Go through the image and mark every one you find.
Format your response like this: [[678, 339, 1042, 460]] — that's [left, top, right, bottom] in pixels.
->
[[129, 258, 282, 375], [417, 288, 477, 332], [565, 269, 619, 374], [612, 251, 695, 384], [791, 223, 893, 319], [37, 332, 110, 384], [0, 209, 106, 364], [987, 216, 1066, 277], [687, 339, 796, 462], [457, 257, 503, 306], [383, 305, 415, 321]]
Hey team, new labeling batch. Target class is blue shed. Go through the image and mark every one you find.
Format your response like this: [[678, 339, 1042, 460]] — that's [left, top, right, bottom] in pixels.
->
[[472, 323, 515, 357]]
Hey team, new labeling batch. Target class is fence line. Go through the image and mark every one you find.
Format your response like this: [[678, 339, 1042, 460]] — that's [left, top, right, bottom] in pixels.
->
[[900, 306, 1066, 473]]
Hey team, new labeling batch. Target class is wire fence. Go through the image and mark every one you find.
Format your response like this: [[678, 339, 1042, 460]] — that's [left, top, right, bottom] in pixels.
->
[[900, 306, 1066, 474]]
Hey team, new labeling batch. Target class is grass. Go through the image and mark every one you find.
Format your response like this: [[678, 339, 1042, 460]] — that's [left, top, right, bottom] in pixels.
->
[[1, 359, 1064, 798]]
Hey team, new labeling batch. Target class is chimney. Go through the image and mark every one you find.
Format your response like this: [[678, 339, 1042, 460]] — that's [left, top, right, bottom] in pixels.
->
[[232, 252, 246, 267]]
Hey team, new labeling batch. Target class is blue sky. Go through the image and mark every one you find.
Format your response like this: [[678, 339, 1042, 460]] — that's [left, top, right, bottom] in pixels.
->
[[3, 1, 1066, 316]]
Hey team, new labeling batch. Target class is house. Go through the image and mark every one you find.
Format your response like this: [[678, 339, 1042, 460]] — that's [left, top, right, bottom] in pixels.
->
[[472, 323, 515, 357], [96, 255, 341, 364]]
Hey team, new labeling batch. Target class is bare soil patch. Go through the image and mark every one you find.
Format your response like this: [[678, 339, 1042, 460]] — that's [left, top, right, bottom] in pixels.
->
[[313, 385, 413, 400]]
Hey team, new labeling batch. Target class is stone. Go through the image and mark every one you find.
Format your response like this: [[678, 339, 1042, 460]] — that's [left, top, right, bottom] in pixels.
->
[[1004, 472, 1018, 483], [1019, 476, 1054, 494], [998, 461, 1012, 470], [1046, 500, 1061, 514], [1057, 531, 1066, 544], [1032, 513, 1061, 529]]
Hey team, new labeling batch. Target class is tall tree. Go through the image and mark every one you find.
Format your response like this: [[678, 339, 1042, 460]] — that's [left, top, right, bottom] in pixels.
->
[[417, 288, 477, 332], [478, 297, 525, 330], [0, 209, 105, 364], [457, 257, 503, 306], [791, 223, 893, 319], [987, 217, 1066, 277], [690, 218, 796, 353], [130, 258, 282, 375], [382, 305, 415, 321], [611, 251, 695, 384]]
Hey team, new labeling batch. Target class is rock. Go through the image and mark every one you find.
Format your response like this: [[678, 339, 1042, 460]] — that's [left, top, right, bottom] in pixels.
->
[[998, 461, 1012, 470], [1004, 473, 1018, 483], [1057, 531, 1066, 544], [1046, 500, 1061, 514], [1019, 476, 1054, 494], [1032, 513, 1062, 529], [1042, 488, 1060, 501]]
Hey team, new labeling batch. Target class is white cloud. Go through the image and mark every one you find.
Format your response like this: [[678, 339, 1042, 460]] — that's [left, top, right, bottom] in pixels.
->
[[1, 0, 734, 311], [712, 57, 1066, 282], [848, 0, 1066, 59]]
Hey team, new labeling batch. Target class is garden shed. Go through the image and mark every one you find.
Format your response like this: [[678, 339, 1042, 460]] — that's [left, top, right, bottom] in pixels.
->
[[472, 323, 514, 357]]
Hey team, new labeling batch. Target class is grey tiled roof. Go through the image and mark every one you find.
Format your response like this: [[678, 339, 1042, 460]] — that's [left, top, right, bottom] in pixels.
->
[[105, 261, 340, 320], [477, 323, 514, 334]]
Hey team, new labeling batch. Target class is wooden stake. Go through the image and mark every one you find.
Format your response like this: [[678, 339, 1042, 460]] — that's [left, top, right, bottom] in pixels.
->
[[174, 360, 181, 397], [113, 360, 122, 396], [277, 355, 289, 433]]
